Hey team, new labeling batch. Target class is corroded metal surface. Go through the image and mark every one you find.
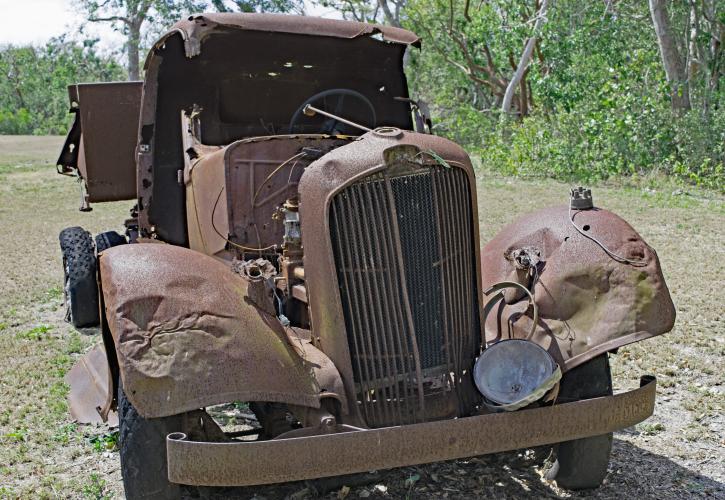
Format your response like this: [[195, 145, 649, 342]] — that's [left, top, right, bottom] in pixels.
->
[[65, 344, 118, 426], [164, 13, 420, 60], [299, 130, 484, 428], [56, 82, 142, 202], [98, 243, 340, 418], [186, 135, 351, 257], [167, 376, 657, 487], [481, 206, 676, 371], [328, 165, 480, 427], [137, 14, 414, 244], [225, 135, 351, 252]]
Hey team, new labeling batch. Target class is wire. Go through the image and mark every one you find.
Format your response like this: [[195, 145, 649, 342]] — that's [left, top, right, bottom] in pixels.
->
[[287, 157, 301, 185], [211, 187, 279, 253], [568, 206, 648, 267], [251, 152, 306, 207]]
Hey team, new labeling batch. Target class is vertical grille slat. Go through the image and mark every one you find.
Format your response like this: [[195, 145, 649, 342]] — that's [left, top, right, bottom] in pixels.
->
[[432, 170, 454, 377], [359, 183, 404, 422], [330, 194, 374, 423], [351, 184, 394, 423], [330, 166, 480, 428], [384, 176, 427, 416], [447, 171, 467, 374], [370, 179, 416, 419]]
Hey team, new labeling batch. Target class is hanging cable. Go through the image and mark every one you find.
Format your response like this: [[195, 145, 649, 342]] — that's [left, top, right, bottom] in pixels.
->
[[252, 152, 306, 207], [568, 206, 648, 267], [211, 187, 278, 253]]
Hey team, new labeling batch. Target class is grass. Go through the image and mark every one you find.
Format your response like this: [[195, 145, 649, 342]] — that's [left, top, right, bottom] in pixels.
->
[[0, 135, 722, 498], [0, 136, 127, 498]]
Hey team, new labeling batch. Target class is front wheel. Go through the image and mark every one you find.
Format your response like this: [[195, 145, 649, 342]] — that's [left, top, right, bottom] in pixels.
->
[[117, 385, 288, 498], [543, 354, 613, 490], [118, 386, 186, 499], [118, 385, 229, 499]]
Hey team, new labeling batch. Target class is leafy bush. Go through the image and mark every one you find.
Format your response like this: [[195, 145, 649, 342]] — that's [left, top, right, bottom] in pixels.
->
[[405, 0, 724, 191], [0, 38, 125, 135]]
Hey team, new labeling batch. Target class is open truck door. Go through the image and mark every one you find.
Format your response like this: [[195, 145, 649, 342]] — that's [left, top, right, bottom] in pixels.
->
[[57, 82, 142, 207]]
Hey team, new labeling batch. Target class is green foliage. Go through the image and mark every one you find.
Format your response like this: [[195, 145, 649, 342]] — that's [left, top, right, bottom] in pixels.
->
[[405, 0, 724, 190], [0, 38, 125, 135], [210, 0, 303, 13], [16, 325, 52, 341], [1, 427, 28, 443], [52, 423, 79, 445], [45, 285, 63, 301], [81, 473, 111, 499], [87, 431, 119, 452]]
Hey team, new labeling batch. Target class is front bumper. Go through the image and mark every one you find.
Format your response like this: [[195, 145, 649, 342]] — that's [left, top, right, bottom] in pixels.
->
[[167, 375, 656, 487]]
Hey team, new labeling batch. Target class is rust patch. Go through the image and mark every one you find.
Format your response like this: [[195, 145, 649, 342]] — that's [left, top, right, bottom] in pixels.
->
[[99, 243, 331, 418], [480, 205, 676, 371], [65, 344, 118, 426], [167, 376, 657, 486]]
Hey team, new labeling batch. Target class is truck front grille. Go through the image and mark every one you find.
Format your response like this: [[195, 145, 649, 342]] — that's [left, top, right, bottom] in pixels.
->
[[329, 165, 480, 427]]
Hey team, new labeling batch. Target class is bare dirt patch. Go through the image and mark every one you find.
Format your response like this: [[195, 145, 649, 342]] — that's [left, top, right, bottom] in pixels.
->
[[0, 137, 722, 498]]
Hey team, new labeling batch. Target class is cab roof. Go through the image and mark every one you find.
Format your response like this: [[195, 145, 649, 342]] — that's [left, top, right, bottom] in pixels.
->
[[154, 13, 420, 61]]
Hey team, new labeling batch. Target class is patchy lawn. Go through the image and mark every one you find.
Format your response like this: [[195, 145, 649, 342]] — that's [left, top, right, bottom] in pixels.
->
[[0, 136, 722, 499]]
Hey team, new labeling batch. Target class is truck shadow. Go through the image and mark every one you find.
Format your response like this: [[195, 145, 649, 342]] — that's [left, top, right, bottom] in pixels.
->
[[188, 437, 724, 499]]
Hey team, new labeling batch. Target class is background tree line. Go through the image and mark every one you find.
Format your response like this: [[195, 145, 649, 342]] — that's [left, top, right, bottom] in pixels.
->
[[1, 0, 722, 189]]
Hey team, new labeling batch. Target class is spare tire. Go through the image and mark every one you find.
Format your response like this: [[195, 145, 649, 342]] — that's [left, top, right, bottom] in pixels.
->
[[59, 226, 99, 328]]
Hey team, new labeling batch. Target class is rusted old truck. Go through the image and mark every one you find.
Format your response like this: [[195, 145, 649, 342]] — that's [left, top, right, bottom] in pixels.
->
[[56, 13, 675, 499]]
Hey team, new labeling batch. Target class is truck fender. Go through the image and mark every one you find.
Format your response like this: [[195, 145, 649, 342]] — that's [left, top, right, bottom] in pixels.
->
[[96, 243, 342, 419], [481, 205, 675, 372]]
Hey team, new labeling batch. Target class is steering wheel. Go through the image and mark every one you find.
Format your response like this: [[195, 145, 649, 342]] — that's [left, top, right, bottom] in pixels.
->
[[289, 88, 376, 135]]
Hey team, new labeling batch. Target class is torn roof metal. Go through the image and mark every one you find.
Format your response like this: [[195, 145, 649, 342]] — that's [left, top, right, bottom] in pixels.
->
[[148, 13, 421, 63]]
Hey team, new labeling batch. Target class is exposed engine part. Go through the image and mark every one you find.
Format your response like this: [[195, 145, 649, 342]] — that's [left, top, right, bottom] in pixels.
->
[[301, 146, 324, 160], [393, 96, 432, 134], [275, 197, 308, 328], [124, 205, 139, 242], [282, 198, 301, 249], [231, 258, 277, 281], [77, 177, 92, 212]]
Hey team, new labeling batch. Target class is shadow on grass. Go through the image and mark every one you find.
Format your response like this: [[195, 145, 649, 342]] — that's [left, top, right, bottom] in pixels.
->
[[182, 438, 724, 499]]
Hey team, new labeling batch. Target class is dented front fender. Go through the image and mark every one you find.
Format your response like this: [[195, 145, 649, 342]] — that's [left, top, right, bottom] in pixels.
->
[[98, 243, 339, 418], [481, 205, 675, 371]]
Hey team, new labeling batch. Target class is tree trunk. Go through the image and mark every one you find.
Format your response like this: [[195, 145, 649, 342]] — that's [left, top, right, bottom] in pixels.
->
[[501, 0, 548, 116], [649, 0, 691, 112], [127, 21, 142, 81], [377, 0, 401, 28]]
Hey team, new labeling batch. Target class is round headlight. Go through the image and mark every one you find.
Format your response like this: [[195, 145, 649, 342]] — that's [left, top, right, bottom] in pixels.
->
[[473, 339, 561, 411]]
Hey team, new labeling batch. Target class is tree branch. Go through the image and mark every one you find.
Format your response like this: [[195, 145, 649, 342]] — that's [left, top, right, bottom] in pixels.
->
[[501, 0, 548, 114], [88, 15, 131, 25]]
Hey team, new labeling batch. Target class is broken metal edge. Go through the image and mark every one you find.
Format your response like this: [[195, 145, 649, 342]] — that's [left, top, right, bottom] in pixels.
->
[[167, 375, 656, 487]]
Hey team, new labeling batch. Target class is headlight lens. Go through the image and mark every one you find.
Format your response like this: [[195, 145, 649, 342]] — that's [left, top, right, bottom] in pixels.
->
[[473, 339, 561, 411]]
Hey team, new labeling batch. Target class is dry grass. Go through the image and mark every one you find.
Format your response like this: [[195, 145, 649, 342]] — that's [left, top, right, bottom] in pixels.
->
[[0, 136, 722, 499]]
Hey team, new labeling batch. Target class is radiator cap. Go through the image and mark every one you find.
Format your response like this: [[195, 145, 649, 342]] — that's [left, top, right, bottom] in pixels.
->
[[474, 339, 561, 412], [373, 126, 403, 138]]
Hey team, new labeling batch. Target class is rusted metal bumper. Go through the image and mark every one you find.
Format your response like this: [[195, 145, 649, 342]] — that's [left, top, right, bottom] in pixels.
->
[[167, 376, 656, 486]]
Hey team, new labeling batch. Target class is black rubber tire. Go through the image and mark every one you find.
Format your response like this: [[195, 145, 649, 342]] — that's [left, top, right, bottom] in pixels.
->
[[544, 354, 613, 490], [59, 226, 99, 328], [118, 385, 185, 500], [95, 231, 126, 253]]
